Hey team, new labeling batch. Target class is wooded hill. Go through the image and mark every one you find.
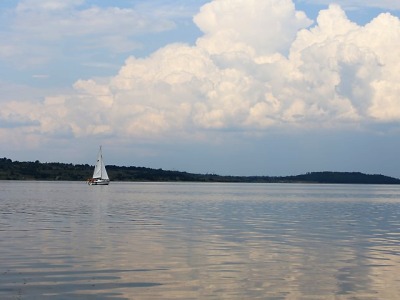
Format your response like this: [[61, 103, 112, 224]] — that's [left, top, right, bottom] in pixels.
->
[[1, 157, 399, 184]]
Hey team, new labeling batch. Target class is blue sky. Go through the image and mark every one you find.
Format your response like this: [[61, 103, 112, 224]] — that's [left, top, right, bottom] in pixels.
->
[[1, 0, 400, 177]]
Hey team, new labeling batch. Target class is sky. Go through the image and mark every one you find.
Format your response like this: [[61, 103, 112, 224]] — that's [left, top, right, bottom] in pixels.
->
[[1, 0, 400, 177]]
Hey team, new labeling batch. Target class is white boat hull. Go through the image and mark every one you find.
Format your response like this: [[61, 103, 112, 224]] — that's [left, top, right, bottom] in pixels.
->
[[88, 179, 110, 185]]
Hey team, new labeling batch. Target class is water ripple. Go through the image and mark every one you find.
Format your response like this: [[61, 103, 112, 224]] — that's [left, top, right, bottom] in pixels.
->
[[1, 182, 400, 299]]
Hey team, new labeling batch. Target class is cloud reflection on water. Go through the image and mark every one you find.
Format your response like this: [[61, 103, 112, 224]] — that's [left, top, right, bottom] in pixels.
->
[[1, 182, 400, 299]]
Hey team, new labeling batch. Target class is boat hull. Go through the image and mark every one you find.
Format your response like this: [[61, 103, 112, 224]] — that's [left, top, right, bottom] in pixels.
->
[[88, 179, 110, 185]]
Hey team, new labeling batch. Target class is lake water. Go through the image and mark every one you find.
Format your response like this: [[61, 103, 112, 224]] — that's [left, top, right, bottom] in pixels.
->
[[1, 181, 400, 299]]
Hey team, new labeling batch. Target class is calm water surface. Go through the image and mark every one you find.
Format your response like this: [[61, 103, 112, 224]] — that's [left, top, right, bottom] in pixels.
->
[[0, 181, 400, 299]]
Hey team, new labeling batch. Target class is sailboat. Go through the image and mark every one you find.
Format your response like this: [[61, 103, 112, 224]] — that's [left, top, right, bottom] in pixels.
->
[[87, 146, 110, 185]]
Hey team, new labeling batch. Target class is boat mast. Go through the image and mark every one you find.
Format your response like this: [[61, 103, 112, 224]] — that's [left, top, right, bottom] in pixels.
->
[[99, 145, 102, 179]]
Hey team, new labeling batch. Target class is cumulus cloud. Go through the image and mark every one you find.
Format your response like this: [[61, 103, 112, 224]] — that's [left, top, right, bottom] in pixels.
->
[[194, 0, 312, 56], [3, 0, 400, 143]]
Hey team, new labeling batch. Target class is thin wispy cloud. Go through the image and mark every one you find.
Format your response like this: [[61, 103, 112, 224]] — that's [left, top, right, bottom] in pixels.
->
[[32, 74, 49, 79], [297, 0, 400, 10], [1, 0, 177, 66]]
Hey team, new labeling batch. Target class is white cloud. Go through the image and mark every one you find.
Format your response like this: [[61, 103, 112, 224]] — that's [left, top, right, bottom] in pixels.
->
[[194, 0, 312, 56], [16, 0, 85, 12], [32, 74, 49, 79], [2, 1, 400, 145], [298, 0, 400, 10]]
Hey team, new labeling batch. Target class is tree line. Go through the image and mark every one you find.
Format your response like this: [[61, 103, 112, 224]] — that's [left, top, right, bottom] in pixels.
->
[[1, 157, 399, 184]]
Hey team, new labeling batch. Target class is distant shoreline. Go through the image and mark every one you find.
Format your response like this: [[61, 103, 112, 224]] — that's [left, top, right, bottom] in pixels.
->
[[1, 157, 399, 184]]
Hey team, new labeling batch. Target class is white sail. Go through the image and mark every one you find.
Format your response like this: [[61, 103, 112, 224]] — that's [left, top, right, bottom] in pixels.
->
[[92, 147, 103, 178], [101, 158, 109, 180]]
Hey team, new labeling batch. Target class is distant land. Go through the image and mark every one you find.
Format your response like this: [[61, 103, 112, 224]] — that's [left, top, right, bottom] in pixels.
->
[[1, 157, 400, 184], [0, 158, 400, 184]]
